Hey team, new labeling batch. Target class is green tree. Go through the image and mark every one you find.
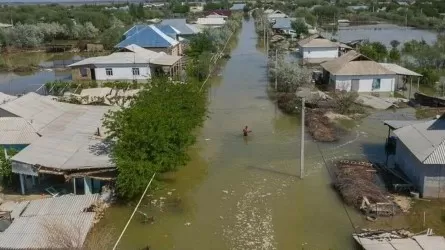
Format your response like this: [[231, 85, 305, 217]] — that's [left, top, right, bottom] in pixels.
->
[[137, 3, 146, 19], [291, 19, 309, 38], [100, 27, 125, 50], [388, 48, 401, 62], [358, 42, 388, 62], [0, 147, 18, 187], [418, 68, 440, 86], [103, 78, 207, 199], [186, 32, 215, 58]]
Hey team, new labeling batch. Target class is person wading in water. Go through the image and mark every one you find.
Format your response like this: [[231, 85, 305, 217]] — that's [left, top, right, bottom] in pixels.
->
[[243, 126, 252, 137]]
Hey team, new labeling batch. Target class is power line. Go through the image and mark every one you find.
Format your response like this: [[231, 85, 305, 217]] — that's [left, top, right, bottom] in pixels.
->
[[314, 141, 362, 245]]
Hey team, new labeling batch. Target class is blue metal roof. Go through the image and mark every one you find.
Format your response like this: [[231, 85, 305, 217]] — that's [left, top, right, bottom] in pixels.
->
[[156, 25, 179, 34], [159, 19, 197, 35], [116, 25, 176, 49]]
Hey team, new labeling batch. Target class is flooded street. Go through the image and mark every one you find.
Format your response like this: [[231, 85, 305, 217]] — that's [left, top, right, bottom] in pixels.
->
[[100, 19, 406, 249]]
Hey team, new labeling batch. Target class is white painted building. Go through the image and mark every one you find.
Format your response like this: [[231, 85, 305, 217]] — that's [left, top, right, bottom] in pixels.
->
[[196, 17, 226, 27], [69, 44, 182, 82], [384, 118, 445, 198], [298, 38, 339, 60], [321, 50, 398, 93]]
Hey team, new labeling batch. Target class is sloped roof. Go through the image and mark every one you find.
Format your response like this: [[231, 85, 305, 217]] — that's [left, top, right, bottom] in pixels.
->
[[267, 13, 288, 19], [0, 92, 72, 133], [394, 118, 445, 164], [204, 10, 231, 16], [272, 17, 296, 29], [230, 3, 246, 10], [379, 63, 422, 77], [0, 117, 40, 145], [116, 24, 179, 49], [334, 61, 395, 75], [321, 50, 370, 74], [156, 24, 181, 40], [69, 44, 181, 67], [206, 13, 228, 18], [297, 33, 324, 47], [196, 17, 226, 25], [0, 92, 17, 104], [301, 38, 338, 48], [159, 19, 201, 35], [0, 93, 116, 173], [0, 195, 98, 249]]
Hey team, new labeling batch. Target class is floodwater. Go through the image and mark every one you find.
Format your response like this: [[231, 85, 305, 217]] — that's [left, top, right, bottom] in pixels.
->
[[0, 52, 98, 95], [98, 19, 406, 249], [322, 23, 438, 47]]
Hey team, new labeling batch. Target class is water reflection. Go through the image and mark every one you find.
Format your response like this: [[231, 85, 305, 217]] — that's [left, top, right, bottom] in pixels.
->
[[323, 23, 438, 47]]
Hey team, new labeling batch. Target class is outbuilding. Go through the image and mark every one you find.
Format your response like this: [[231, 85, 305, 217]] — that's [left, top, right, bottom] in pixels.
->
[[384, 116, 445, 198]]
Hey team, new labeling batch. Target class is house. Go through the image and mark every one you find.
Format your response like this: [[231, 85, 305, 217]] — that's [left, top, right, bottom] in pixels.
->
[[267, 10, 289, 20], [383, 116, 445, 198], [203, 10, 232, 17], [206, 12, 228, 20], [298, 34, 342, 64], [116, 24, 181, 56], [196, 17, 226, 27], [320, 50, 397, 92], [230, 3, 246, 11], [0, 93, 116, 195], [0, 194, 101, 249], [69, 44, 182, 82], [271, 17, 296, 34], [159, 18, 202, 37]]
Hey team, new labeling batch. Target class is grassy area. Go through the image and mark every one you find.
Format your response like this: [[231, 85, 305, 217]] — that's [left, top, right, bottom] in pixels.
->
[[419, 84, 437, 96], [407, 200, 445, 236], [415, 107, 445, 119]]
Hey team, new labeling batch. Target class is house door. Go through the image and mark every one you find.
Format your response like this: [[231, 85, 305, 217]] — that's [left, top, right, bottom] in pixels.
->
[[91, 69, 96, 80], [351, 79, 360, 92]]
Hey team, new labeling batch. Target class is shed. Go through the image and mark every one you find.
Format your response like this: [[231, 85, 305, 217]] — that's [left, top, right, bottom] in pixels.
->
[[390, 117, 445, 197], [380, 63, 422, 99]]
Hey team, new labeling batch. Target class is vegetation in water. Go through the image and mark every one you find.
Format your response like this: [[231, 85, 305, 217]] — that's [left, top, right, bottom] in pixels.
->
[[44, 80, 143, 96], [0, 147, 19, 188], [103, 78, 207, 199], [186, 14, 242, 81]]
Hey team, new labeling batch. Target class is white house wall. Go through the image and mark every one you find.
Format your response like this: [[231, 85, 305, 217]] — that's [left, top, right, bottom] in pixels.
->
[[300, 47, 338, 59], [332, 74, 396, 92], [94, 67, 151, 81], [395, 140, 445, 198]]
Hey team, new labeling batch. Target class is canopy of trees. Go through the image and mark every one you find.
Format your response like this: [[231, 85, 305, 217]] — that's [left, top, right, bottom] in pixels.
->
[[104, 78, 207, 199]]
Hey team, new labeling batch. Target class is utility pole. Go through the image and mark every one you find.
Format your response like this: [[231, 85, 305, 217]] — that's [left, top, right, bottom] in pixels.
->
[[274, 48, 278, 90], [263, 16, 266, 48], [300, 98, 305, 179]]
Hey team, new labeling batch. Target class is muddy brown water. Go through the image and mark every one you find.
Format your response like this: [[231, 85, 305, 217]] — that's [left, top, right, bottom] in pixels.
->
[[96, 19, 416, 250]]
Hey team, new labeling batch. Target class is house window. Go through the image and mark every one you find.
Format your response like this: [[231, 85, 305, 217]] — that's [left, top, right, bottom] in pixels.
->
[[106, 68, 113, 76], [132, 68, 140, 76], [80, 68, 88, 77], [372, 78, 381, 90]]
